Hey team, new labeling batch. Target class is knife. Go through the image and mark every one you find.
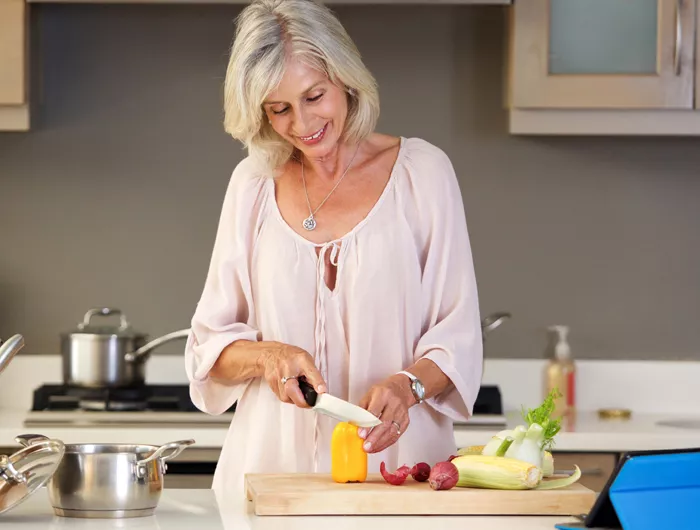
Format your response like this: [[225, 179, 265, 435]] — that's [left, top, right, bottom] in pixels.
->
[[297, 377, 382, 428]]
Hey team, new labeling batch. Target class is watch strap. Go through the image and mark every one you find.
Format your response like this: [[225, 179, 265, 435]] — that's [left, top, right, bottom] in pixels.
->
[[397, 370, 424, 403]]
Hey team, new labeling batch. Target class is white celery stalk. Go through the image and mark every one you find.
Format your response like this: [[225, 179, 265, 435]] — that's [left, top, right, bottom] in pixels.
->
[[513, 423, 544, 469], [494, 436, 514, 457], [503, 425, 527, 459], [482, 429, 513, 456]]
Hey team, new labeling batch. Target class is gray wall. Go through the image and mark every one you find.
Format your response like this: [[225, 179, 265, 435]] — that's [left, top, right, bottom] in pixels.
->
[[1, 4, 699, 360]]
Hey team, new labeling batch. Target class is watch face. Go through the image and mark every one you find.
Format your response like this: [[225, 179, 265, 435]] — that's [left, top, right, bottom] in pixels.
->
[[414, 380, 425, 399]]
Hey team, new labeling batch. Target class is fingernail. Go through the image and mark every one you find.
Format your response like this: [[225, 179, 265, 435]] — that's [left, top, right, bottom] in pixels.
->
[[358, 429, 367, 439], [363, 441, 371, 452], [318, 385, 327, 393]]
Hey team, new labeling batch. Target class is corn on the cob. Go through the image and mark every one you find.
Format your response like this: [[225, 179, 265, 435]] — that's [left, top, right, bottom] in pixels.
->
[[458, 445, 555, 476], [542, 451, 554, 477], [457, 445, 485, 456], [451, 455, 542, 490]]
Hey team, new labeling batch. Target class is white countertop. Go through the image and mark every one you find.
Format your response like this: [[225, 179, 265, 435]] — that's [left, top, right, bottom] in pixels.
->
[[454, 410, 700, 453], [0, 410, 230, 448], [2, 408, 699, 454], [1, 487, 586, 530]]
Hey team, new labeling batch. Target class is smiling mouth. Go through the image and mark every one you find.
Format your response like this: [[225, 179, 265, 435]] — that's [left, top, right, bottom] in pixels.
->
[[298, 123, 328, 144]]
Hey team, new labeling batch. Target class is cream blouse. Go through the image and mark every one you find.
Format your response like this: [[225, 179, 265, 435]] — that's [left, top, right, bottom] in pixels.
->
[[184, 136, 483, 498]]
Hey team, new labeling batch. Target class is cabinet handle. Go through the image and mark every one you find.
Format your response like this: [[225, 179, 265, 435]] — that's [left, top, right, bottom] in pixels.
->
[[674, 0, 682, 75]]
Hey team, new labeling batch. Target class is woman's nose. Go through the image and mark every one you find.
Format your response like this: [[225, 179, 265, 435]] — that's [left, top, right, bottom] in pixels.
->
[[291, 107, 309, 134]]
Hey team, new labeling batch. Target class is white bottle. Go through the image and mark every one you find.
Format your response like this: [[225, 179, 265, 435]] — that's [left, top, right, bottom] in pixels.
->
[[543, 325, 576, 419]]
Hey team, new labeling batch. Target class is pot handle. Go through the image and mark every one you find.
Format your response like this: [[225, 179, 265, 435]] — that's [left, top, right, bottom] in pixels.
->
[[124, 329, 191, 363], [0, 454, 27, 484], [0, 334, 25, 376], [15, 434, 50, 447], [136, 439, 195, 467], [78, 307, 130, 331]]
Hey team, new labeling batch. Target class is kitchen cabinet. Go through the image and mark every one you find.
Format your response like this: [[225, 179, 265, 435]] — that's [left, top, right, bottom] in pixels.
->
[[552, 451, 618, 492], [507, 0, 700, 135], [0, 0, 29, 131], [510, 0, 695, 109]]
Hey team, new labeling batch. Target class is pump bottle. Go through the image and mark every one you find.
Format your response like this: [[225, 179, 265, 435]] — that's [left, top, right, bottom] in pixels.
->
[[543, 325, 576, 418]]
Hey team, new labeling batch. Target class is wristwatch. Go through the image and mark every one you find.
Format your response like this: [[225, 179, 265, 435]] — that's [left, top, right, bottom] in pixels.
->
[[397, 370, 425, 404]]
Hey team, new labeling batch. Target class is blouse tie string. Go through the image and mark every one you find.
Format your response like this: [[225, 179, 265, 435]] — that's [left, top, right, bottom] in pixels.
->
[[312, 240, 340, 472]]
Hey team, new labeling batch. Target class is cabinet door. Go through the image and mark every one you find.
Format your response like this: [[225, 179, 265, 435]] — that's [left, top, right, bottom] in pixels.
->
[[696, 1, 700, 108], [510, 0, 696, 109], [0, 0, 27, 105], [552, 452, 618, 492]]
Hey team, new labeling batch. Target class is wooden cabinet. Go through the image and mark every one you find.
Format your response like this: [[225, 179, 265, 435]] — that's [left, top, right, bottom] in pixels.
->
[[507, 0, 700, 135], [510, 0, 696, 109], [0, 0, 30, 131], [551, 451, 618, 492], [696, 1, 700, 107]]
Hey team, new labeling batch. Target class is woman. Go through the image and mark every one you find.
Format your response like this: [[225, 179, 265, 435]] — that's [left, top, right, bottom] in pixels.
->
[[184, 0, 483, 498]]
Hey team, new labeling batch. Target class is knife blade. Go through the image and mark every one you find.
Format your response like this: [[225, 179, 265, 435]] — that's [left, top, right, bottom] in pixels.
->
[[297, 377, 382, 428]]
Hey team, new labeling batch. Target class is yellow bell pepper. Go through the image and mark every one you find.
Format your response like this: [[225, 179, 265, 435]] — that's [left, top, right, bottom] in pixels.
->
[[331, 422, 367, 483]]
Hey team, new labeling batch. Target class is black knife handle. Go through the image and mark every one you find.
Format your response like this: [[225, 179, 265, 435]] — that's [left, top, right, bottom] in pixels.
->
[[297, 376, 318, 407]]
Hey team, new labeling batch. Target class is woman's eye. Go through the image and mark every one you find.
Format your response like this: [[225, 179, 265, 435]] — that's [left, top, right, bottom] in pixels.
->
[[307, 93, 323, 103], [272, 107, 288, 115]]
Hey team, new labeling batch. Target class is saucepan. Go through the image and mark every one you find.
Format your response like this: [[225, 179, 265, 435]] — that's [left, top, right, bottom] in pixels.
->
[[16, 434, 195, 519], [60, 307, 190, 388]]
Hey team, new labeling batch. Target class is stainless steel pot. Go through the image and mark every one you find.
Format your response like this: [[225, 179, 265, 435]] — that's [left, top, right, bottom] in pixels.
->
[[61, 308, 190, 388], [0, 334, 25, 376], [16, 434, 194, 519]]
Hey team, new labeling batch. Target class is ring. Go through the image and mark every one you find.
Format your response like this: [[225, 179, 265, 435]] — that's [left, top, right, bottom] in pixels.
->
[[392, 420, 401, 436], [280, 376, 296, 385]]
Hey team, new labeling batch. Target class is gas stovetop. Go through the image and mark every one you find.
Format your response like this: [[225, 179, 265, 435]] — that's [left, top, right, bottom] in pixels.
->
[[30, 384, 232, 412], [22, 384, 505, 428], [23, 384, 236, 427]]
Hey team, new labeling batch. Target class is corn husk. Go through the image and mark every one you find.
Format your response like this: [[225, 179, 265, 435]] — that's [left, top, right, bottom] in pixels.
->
[[451, 455, 542, 490], [536, 465, 581, 490], [457, 445, 485, 456], [458, 445, 555, 476]]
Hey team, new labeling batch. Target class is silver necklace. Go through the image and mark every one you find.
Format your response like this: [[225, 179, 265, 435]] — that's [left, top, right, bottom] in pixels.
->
[[300, 144, 360, 231]]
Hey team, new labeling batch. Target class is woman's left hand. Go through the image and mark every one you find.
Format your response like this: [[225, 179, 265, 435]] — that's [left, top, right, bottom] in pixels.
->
[[357, 374, 415, 454]]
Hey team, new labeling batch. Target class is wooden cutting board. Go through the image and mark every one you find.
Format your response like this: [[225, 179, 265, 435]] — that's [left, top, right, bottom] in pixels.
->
[[245, 473, 596, 516]]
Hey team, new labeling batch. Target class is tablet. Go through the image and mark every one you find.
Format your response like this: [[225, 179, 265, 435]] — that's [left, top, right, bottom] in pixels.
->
[[579, 446, 700, 528]]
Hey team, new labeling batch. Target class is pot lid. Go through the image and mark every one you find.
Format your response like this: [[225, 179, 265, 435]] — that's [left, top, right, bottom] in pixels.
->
[[0, 435, 65, 515], [66, 308, 144, 337]]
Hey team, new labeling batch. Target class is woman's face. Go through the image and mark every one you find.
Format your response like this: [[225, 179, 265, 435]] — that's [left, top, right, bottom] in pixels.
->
[[263, 57, 349, 160]]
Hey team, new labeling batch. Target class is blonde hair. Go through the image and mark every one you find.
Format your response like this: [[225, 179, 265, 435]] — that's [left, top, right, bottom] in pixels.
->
[[223, 0, 380, 172]]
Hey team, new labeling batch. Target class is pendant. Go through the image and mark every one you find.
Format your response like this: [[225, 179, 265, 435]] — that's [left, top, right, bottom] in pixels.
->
[[302, 215, 317, 231]]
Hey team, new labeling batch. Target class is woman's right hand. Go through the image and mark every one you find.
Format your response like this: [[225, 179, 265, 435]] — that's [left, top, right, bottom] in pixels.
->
[[260, 343, 327, 408]]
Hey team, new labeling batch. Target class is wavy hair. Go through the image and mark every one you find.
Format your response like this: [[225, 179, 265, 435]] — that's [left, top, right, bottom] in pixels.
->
[[223, 0, 380, 173]]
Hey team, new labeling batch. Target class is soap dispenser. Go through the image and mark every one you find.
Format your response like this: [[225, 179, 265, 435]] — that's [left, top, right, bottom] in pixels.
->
[[543, 325, 576, 419]]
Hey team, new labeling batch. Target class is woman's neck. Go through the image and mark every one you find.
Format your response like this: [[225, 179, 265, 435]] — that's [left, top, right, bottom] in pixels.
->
[[300, 141, 361, 184]]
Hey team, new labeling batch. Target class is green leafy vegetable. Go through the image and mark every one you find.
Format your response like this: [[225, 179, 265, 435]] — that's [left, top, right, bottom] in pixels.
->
[[520, 388, 562, 451]]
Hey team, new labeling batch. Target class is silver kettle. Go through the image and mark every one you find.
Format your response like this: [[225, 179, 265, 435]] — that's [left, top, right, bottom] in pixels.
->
[[0, 334, 25, 376]]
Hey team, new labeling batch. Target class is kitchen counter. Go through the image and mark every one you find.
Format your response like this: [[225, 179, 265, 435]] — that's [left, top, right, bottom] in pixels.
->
[[454, 410, 700, 452], [1, 487, 587, 530], [2, 409, 699, 454], [0, 410, 231, 448]]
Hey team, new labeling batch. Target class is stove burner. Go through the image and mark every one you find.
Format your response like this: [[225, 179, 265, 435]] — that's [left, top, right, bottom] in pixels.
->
[[31, 384, 237, 413], [79, 399, 148, 412]]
